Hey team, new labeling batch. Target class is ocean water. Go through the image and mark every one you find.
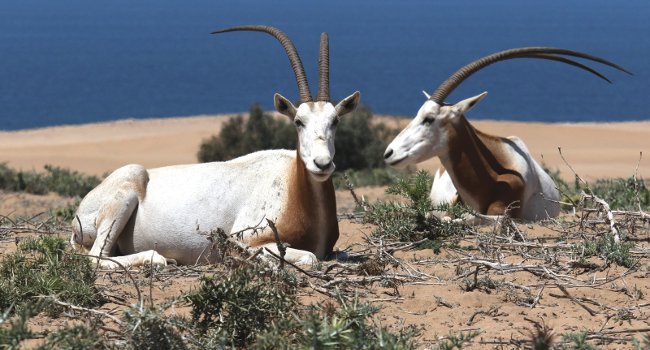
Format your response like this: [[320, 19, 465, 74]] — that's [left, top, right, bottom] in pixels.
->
[[0, 0, 648, 130]]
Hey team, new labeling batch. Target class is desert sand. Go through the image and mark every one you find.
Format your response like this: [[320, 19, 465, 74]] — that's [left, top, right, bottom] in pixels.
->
[[1, 115, 649, 348], [0, 114, 648, 181]]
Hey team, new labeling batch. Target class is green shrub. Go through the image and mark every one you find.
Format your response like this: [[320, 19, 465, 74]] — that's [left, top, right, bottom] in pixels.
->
[[122, 307, 187, 350], [561, 331, 597, 350], [589, 177, 649, 211], [0, 236, 99, 315], [187, 262, 298, 348], [333, 105, 398, 171], [197, 104, 400, 182], [433, 330, 480, 350], [254, 294, 420, 349], [0, 163, 101, 197], [0, 303, 38, 350], [368, 170, 469, 246], [51, 199, 81, 223], [197, 104, 295, 163], [544, 165, 649, 211], [36, 323, 104, 350], [573, 233, 635, 268]]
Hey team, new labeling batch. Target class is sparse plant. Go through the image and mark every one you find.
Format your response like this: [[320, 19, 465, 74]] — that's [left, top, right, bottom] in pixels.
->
[[367, 170, 469, 246], [122, 306, 187, 350], [561, 331, 597, 350], [35, 322, 105, 350], [588, 176, 649, 211], [187, 261, 298, 348], [633, 333, 650, 350], [51, 199, 81, 222], [433, 330, 480, 350], [573, 233, 635, 268], [197, 104, 295, 163], [0, 303, 38, 350], [0, 236, 99, 315], [0, 163, 101, 197], [254, 293, 420, 349]]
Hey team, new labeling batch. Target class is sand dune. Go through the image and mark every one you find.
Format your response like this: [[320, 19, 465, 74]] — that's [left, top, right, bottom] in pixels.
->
[[0, 114, 648, 181]]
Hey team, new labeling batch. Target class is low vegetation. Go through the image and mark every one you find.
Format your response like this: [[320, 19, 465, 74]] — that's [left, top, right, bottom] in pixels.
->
[[0, 236, 100, 316], [366, 170, 470, 251], [0, 122, 648, 348], [0, 255, 421, 349], [546, 166, 649, 211], [0, 163, 101, 197]]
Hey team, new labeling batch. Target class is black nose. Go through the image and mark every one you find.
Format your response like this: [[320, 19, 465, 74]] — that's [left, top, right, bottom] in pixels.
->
[[314, 159, 332, 170], [384, 149, 393, 159]]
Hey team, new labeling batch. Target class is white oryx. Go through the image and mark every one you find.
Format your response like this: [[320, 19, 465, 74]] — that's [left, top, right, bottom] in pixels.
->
[[71, 26, 360, 269], [383, 47, 630, 220]]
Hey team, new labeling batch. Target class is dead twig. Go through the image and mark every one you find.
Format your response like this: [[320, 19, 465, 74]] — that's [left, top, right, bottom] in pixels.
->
[[555, 284, 596, 316]]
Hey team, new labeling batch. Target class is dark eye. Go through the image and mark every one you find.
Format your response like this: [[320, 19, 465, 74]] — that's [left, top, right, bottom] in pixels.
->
[[331, 118, 340, 128], [294, 119, 305, 128], [423, 116, 434, 125]]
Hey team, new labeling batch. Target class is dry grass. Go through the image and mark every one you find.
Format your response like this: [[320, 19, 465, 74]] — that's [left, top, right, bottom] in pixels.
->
[[0, 173, 649, 349]]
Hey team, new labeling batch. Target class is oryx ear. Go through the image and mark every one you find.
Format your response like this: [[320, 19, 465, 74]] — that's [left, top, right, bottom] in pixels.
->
[[274, 93, 297, 119], [334, 91, 361, 116], [453, 91, 487, 114]]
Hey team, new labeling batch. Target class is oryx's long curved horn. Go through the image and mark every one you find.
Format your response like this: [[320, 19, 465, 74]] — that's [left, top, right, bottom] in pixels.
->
[[212, 25, 313, 103], [317, 32, 330, 102], [429, 47, 632, 104]]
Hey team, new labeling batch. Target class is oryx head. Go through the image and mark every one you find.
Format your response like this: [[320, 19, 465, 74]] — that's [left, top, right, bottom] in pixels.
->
[[213, 26, 360, 181], [383, 47, 631, 168]]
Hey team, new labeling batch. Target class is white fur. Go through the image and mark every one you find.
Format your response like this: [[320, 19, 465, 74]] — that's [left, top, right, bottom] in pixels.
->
[[72, 93, 360, 269]]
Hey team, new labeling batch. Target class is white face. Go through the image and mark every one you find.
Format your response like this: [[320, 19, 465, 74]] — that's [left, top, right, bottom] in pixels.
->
[[275, 91, 360, 182], [383, 92, 487, 168], [384, 100, 451, 168], [294, 102, 340, 181]]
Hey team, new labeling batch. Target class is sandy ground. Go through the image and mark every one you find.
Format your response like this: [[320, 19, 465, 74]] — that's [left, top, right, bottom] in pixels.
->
[[1, 115, 649, 348], [0, 114, 648, 181]]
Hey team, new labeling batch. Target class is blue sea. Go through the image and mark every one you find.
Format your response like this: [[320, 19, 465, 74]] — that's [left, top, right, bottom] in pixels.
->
[[0, 0, 648, 130]]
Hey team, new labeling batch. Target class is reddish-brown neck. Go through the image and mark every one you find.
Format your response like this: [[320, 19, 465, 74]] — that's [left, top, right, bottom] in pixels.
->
[[273, 146, 339, 258], [439, 115, 523, 215]]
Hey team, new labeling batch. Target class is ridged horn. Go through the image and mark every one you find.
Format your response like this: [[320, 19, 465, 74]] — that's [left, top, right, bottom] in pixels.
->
[[429, 47, 632, 104], [317, 32, 330, 102], [212, 25, 313, 103]]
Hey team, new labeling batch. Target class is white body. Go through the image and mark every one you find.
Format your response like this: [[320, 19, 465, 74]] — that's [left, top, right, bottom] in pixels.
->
[[72, 92, 360, 269]]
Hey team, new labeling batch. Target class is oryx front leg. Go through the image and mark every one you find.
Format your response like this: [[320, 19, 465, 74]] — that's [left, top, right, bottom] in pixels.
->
[[259, 243, 318, 267], [88, 188, 145, 269]]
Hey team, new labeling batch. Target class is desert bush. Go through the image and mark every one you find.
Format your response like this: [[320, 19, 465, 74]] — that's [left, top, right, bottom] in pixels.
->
[[51, 199, 81, 223], [0, 303, 38, 350], [545, 165, 649, 211], [560, 331, 597, 350], [0, 163, 101, 197], [588, 177, 649, 211], [186, 262, 299, 348], [573, 233, 635, 268], [433, 330, 480, 350], [197, 104, 295, 163], [122, 306, 187, 350], [367, 170, 470, 247], [0, 236, 99, 316], [332, 105, 398, 171], [35, 322, 105, 350], [254, 293, 420, 349], [197, 104, 400, 185]]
